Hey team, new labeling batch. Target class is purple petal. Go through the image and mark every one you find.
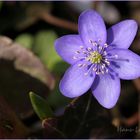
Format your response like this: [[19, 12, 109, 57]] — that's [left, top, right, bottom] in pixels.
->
[[109, 49, 140, 79], [92, 74, 120, 109], [55, 35, 85, 64], [107, 20, 138, 49], [60, 61, 95, 98], [78, 10, 107, 47]]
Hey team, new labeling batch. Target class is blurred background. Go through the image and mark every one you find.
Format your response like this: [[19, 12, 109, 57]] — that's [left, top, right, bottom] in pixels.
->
[[0, 1, 139, 139]]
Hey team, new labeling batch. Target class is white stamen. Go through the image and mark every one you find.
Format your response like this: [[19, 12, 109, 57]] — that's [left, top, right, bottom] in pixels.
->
[[84, 73, 88, 76], [96, 71, 100, 75], [93, 42, 97, 46], [103, 51, 107, 55], [106, 69, 109, 73], [89, 40, 93, 43], [82, 63, 87, 67], [106, 62, 110, 65], [104, 43, 108, 48], [101, 71, 104, 74], [98, 46, 102, 50], [114, 55, 118, 59], [106, 54, 118, 60], [78, 64, 83, 67], [75, 50, 80, 54], [73, 56, 77, 59], [83, 51, 87, 54], [104, 58, 108, 62], [104, 59, 110, 65], [93, 67, 97, 71], [101, 64, 105, 69], [87, 47, 92, 51]]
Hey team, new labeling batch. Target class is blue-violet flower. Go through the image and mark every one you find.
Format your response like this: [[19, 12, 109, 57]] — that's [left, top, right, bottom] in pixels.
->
[[55, 9, 140, 109]]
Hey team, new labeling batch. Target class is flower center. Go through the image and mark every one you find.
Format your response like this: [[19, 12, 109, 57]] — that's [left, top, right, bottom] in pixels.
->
[[72, 39, 120, 76], [86, 51, 102, 64]]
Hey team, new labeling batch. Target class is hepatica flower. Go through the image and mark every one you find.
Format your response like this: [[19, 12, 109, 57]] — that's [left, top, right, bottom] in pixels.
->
[[55, 10, 140, 109]]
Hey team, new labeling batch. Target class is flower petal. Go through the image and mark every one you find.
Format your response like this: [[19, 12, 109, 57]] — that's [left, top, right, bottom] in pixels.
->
[[55, 35, 84, 64], [92, 74, 120, 109], [60, 61, 95, 98], [109, 49, 140, 79], [107, 20, 138, 49], [78, 10, 107, 47]]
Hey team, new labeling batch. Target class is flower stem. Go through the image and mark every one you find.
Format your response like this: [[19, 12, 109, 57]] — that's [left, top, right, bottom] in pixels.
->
[[73, 93, 92, 138]]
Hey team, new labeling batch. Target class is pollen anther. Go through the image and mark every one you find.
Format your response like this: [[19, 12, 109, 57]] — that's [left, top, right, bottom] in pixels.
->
[[73, 56, 77, 59], [75, 50, 80, 54], [78, 64, 83, 67]]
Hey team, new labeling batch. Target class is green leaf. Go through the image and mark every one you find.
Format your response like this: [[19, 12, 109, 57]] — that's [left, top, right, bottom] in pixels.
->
[[29, 92, 54, 120], [33, 30, 68, 74], [15, 33, 34, 49]]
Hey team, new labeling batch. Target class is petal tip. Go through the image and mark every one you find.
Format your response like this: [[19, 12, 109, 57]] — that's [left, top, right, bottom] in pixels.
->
[[107, 19, 138, 49], [101, 102, 117, 109], [78, 9, 107, 45], [92, 74, 120, 109], [128, 19, 138, 31], [93, 92, 118, 109]]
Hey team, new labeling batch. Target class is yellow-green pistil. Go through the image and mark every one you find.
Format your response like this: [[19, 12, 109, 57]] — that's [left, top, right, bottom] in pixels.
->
[[86, 51, 102, 64]]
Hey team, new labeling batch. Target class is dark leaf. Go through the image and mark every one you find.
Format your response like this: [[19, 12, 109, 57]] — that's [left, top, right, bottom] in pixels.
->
[[43, 93, 122, 138], [0, 36, 54, 89], [0, 36, 55, 119], [57, 93, 112, 138], [16, 2, 52, 30], [89, 118, 120, 139], [42, 118, 65, 138], [0, 96, 29, 138]]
